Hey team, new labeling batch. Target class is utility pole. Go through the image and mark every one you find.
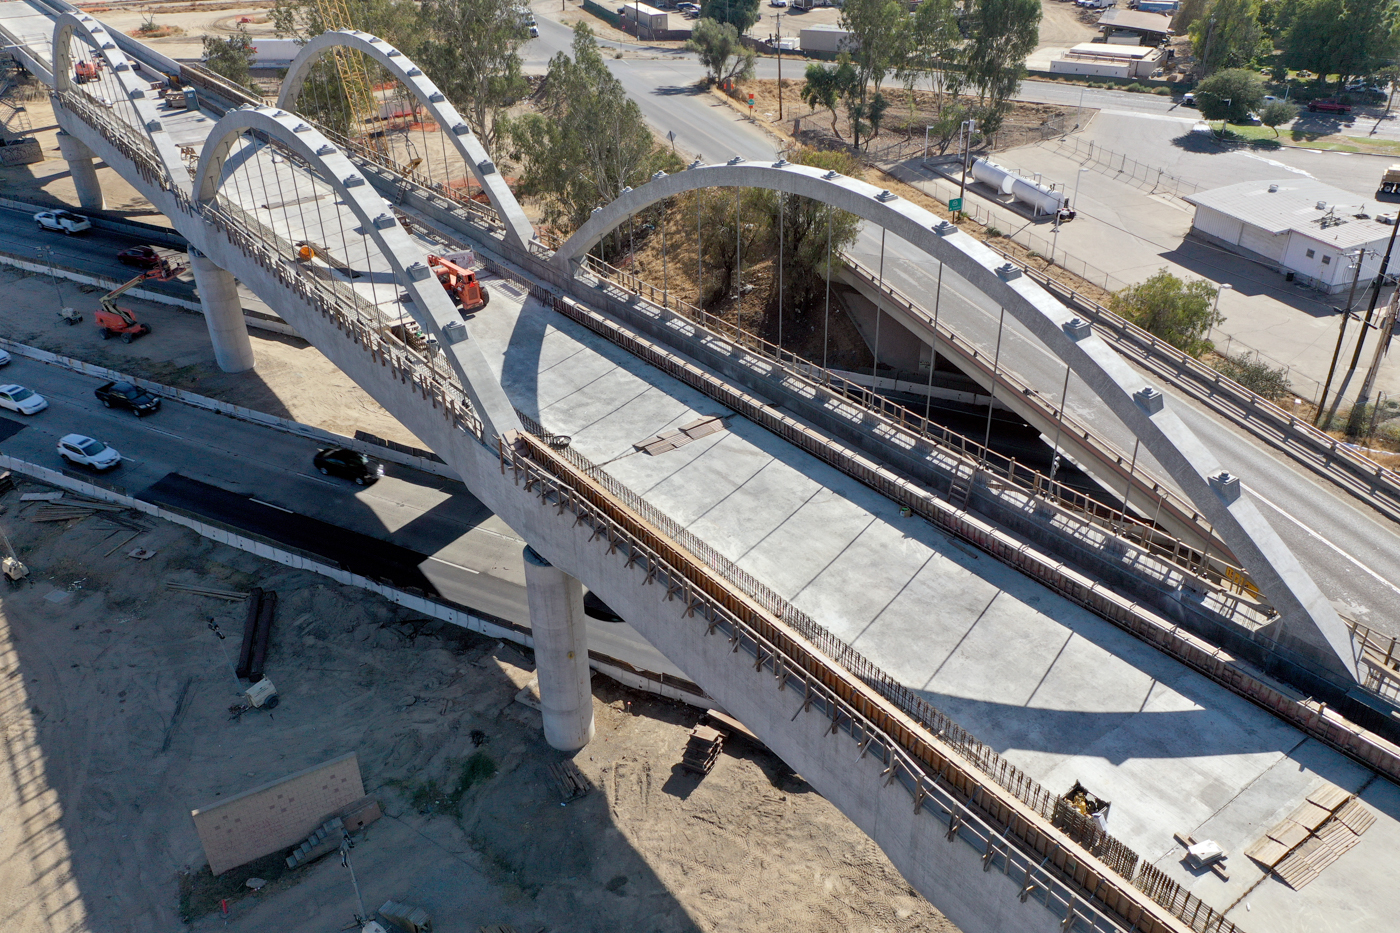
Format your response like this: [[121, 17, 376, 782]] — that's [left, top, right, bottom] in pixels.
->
[[776, 9, 782, 121], [1199, 14, 1216, 78], [956, 118, 975, 222], [1350, 288, 1399, 437], [1315, 248, 1368, 425], [1349, 214, 1400, 376]]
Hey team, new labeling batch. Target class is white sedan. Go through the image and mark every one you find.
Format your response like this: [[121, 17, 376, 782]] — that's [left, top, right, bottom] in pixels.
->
[[0, 384, 47, 415], [0, 349, 10, 366], [57, 434, 121, 470]]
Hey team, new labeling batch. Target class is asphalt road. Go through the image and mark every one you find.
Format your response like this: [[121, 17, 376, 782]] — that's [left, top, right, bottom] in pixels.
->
[[0, 354, 687, 678]]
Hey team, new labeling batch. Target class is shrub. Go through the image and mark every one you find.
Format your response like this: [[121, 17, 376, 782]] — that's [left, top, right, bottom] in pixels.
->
[[1213, 351, 1291, 400]]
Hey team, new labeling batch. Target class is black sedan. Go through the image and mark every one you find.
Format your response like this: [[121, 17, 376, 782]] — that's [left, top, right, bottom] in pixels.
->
[[313, 447, 383, 485], [116, 245, 165, 270]]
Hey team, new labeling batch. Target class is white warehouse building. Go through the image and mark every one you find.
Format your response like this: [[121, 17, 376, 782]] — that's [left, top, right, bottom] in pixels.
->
[[1185, 179, 1392, 293]]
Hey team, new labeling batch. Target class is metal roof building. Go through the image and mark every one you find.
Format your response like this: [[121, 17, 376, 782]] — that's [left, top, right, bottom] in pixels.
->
[[1096, 9, 1174, 44], [1185, 178, 1394, 293]]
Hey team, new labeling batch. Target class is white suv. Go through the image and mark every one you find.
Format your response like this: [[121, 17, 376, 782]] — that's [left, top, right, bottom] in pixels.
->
[[58, 434, 122, 470], [34, 210, 92, 235]]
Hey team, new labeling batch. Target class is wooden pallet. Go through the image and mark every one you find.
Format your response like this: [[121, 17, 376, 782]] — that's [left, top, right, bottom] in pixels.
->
[[547, 761, 588, 804], [681, 725, 723, 775], [1243, 785, 1377, 890]]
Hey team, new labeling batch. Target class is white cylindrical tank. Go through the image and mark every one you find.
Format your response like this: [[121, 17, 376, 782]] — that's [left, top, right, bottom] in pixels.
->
[[1011, 177, 1066, 216], [971, 158, 1018, 196]]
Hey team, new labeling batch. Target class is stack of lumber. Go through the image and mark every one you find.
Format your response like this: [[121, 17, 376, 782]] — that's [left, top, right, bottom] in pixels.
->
[[164, 581, 250, 601], [681, 725, 723, 775], [27, 496, 127, 522], [546, 761, 589, 804]]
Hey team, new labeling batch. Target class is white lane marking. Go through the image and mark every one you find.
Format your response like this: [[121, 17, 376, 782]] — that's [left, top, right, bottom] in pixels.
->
[[1235, 152, 1314, 177], [144, 427, 181, 439], [249, 498, 294, 514], [1099, 109, 1198, 125], [1247, 485, 1400, 598], [424, 556, 481, 575]]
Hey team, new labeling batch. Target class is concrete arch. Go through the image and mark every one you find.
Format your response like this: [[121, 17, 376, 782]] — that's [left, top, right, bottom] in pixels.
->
[[557, 160, 1358, 681], [277, 29, 534, 251], [50, 11, 188, 189], [193, 105, 521, 439]]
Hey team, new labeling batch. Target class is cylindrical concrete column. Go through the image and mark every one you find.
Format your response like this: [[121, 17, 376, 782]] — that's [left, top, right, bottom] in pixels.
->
[[522, 545, 595, 751], [189, 248, 255, 373], [55, 131, 105, 211]]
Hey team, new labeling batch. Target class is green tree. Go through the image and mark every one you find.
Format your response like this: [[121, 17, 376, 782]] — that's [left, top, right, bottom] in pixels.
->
[[1259, 99, 1298, 135], [963, 0, 1041, 132], [839, 0, 906, 148], [758, 148, 864, 312], [202, 25, 257, 90], [1281, 0, 1400, 84], [1188, 0, 1269, 75], [687, 18, 756, 84], [504, 25, 681, 235], [1196, 67, 1265, 122], [696, 186, 772, 303], [700, 0, 761, 34], [800, 60, 855, 138], [416, 0, 531, 157], [898, 0, 964, 106], [1109, 269, 1222, 357]]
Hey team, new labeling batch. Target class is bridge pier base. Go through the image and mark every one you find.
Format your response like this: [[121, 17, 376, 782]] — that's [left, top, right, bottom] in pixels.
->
[[189, 248, 255, 373], [55, 131, 104, 211], [523, 545, 595, 751]]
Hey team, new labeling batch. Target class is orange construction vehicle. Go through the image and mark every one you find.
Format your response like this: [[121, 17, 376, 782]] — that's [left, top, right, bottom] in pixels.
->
[[74, 61, 101, 84], [426, 254, 489, 313], [95, 262, 184, 343]]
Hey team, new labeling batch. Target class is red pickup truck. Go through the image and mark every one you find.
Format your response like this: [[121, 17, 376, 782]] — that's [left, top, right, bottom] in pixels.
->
[[1308, 99, 1353, 114]]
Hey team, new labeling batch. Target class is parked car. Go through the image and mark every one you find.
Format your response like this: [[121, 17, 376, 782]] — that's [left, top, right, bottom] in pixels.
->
[[0, 384, 48, 415], [529, 23, 539, 36], [34, 210, 92, 235], [1308, 99, 1352, 114], [0, 349, 10, 367], [770, 0, 789, 6], [57, 433, 121, 471], [1181, 92, 1196, 107], [94, 380, 161, 416], [313, 447, 383, 485], [676, 2, 701, 12], [117, 245, 165, 270]]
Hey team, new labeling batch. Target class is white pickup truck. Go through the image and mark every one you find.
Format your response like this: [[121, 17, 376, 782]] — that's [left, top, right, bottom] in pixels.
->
[[34, 209, 92, 235]]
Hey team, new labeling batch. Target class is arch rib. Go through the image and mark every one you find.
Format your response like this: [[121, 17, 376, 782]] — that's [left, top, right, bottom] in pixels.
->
[[277, 30, 535, 250], [557, 161, 1358, 681], [50, 11, 188, 191], [193, 105, 521, 439]]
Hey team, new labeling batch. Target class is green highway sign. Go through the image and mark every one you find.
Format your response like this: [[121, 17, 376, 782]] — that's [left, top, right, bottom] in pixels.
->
[[949, 197, 963, 211]]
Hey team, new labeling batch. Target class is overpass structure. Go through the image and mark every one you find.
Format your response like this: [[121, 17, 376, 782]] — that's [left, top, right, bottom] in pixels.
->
[[2, 4, 1400, 932]]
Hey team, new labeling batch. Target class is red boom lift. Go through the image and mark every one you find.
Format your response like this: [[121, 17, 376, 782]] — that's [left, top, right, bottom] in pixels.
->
[[95, 262, 184, 343]]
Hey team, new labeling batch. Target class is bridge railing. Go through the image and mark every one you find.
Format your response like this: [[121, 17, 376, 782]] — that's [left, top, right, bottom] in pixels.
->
[[501, 427, 1236, 933], [568, 248, 1263, 605]]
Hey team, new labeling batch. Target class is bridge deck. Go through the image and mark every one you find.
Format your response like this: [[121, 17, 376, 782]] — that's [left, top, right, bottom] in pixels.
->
[[471, 288, 1400, 930]]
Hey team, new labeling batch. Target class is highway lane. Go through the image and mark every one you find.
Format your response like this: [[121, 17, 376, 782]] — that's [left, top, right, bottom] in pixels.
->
[[0, 204, 193, 291], [0, 353, 688, 678]]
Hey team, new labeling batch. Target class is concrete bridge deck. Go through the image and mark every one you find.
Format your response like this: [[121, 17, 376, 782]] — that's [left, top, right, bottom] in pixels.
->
[[472, 283, 1400, 931]]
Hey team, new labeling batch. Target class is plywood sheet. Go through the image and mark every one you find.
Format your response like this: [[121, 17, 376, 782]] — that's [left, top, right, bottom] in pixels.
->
[[191, 752, 364, 874]]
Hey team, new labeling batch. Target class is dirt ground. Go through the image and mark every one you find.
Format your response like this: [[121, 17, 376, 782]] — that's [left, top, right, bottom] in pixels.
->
[[0, 483, 956, 933], [1035, 0, 1099, 51], [0, 92, 171, 226], [0, 266, 426, 447]]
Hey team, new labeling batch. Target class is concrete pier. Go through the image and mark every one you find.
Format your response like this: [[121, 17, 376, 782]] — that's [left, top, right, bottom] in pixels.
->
[[189, 248, 255, 373], [522, 545, 595, 751], [55, 130, 104, 211]]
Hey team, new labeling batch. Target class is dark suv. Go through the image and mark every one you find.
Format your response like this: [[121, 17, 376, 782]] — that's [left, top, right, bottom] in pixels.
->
[[94, 381, 161, 416], [313, 447, 383, 485]]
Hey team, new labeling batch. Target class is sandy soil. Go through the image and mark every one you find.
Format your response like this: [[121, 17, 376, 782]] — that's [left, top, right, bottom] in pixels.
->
[[76, 2, 276, 60], [0, 485, 957, 933], [1036, 0, 1099, 51]]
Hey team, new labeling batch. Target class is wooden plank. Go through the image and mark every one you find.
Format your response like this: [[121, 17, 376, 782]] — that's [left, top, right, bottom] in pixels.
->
[[1291, 801, 1333, 831], [1306, 784, 1349, 812], [1243, 837, 1289, 868], [1266, 821, 1310, 848]]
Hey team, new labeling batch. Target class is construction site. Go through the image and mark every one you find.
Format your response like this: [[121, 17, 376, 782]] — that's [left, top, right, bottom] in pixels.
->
[[0, 468, 955, 933]]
